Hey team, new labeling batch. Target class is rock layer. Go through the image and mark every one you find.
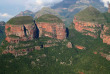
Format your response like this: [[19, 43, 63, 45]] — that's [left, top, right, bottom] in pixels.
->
[[73, 19, 102, 38], [5, 24, 37, 43], [100, 25, 110, 45], [36, 22, 66, 40]]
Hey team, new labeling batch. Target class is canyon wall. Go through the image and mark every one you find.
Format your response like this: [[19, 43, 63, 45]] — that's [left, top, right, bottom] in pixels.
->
[[73, 19, 102, 38], [36, 22, 66, 40], [5, 24, 37, 43], [100, 25, 110, 45]]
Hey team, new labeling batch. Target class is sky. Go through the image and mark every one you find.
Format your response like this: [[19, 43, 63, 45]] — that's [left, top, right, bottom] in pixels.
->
[[0, 0, 110, 22]]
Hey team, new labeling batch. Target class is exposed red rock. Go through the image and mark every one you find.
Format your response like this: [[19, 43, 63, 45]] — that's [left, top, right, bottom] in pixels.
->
[[75, 45, 86, 50], [36, 22, 66, 40], [73, 19, 101, 38], [79, 72, 84, 74], [94, 52, 98, 54], [100, 52, 110, 61], [35, 46, 41, 50], [5, 24, 37, 43], [100, 25, 110, 45]]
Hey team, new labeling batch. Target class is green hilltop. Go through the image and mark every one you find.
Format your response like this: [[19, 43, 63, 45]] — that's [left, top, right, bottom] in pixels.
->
[[75, 6, 106, 23], [35, 14, 63, 23], [7, 16, 34, 25]]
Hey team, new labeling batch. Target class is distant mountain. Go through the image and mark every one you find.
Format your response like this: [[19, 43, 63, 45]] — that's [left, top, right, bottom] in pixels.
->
[[0, 21, 5, 26], [34, 7, 60, 18], [15, 0, 107, 26], [16, 10, 35, 17], [52, 0, 107, 26]]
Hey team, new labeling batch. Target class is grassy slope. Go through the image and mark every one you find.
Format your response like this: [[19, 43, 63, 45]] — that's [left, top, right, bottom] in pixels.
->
[[75, 6, 106, 23], [35, 14, 63, 23], [7, 16, 33, 25]]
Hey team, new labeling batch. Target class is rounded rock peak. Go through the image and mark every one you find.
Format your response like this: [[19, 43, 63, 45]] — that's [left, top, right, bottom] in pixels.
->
[[35, 14, 63, 23], [7, 16, 34, 25], [75, 6, 105, 23]]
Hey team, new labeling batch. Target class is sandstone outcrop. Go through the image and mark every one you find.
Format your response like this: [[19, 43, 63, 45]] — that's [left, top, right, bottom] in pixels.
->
[[100, 25, 110, 45], [35, 14, 66, 40], [75, 45, 86, 50], [73, 6, 105, 38], [73, 19, 102, 38], [5, 16, 37, 43]]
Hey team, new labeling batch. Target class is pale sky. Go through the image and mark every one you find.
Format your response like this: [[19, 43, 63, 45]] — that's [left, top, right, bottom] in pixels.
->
[[0, 0, 110, 22]]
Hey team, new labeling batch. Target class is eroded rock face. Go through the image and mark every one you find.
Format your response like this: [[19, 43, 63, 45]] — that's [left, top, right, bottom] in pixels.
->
[[75, 45, 86, 50], [5, 24, 37, 43], [100, 25, 110, 45], [73, 19, 102, 38], [36, 22, 66, 40]]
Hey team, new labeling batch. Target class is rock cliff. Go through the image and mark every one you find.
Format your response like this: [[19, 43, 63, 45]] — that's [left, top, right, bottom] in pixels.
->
[[73, 19, 102, 38], [100, 25, 110, 44], [5, 16, 37, 43], [73, 6, 105, 38], [35, 14, 66, 40], [100, 12, 110, 45]]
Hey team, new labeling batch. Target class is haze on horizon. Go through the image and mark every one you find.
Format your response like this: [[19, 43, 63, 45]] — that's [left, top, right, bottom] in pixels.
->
[[0, 0, 110, 22]]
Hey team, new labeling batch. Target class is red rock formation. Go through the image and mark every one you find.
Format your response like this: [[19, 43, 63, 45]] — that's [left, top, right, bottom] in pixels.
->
[[36, 22, 66, 40], [100, 25, 110, 45], [75, 45, 86, 50], [73, 19, 102, 38], [5, 24, 36, 43]]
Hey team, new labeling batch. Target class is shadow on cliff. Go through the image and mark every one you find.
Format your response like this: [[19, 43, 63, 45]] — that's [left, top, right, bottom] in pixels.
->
[[23, 25, 28, 37], [34, 20, 39, 38], [66, 27, 69, 38], [0, 30, 3, 34]]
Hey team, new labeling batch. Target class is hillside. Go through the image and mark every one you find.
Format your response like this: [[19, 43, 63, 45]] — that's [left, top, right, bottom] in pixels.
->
[[7, 16, 34, 25], [34, 7, 60, 18], [75, 6, 105, 23], [35, 14, 63, 23], [0, 1, 110, 74]]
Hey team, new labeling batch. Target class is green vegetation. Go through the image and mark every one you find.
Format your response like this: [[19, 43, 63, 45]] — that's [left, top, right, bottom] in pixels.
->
[[75, 6, 106, 23], [7, 16, 34, 25], [103, 12, 110, 24], [7, 27, 11, 32], [1, 6, 110, 74], [35, 7, 60, 18], [35, 14, 63, 23], [8, 35, 20, 38]]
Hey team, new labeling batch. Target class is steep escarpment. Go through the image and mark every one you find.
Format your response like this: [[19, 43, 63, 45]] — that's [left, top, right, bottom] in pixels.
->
[[5, 16, 37, 43], [73, 6, 105, 38], [100, 13, 110, 45], [35, 14, 66, 40]]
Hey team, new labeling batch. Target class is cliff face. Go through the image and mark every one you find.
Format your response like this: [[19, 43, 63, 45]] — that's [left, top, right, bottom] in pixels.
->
[[100, 25, 110, 45], [5, 24, 37, 43], [73, 19, 102, 38], [36, 22, 66, 40]]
